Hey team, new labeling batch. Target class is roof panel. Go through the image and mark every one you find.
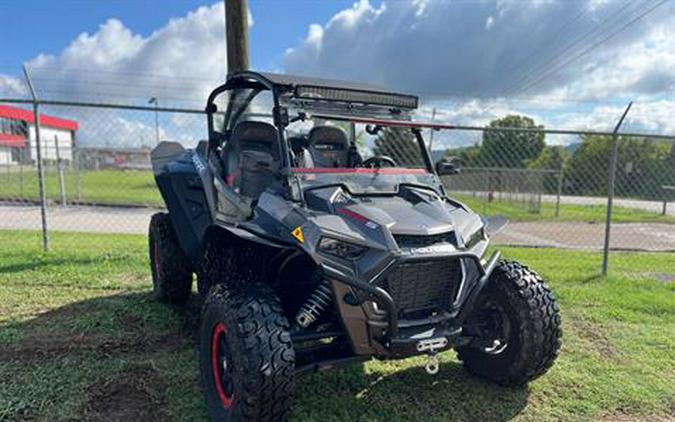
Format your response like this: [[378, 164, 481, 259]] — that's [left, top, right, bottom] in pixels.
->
[[0, 105, 79, 131]]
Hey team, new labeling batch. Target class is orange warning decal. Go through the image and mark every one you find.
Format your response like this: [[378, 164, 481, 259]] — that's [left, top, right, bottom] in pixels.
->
[[292, 226, 304, 243]]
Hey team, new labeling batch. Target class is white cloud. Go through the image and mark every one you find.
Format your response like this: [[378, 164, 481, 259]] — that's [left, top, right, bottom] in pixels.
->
[[0, 2, 238, 148], [284, 0, 675, 137], [285, 0, 675, 99], [0, 74, 27, 97], [25, 2, 229, 106], [549, 100, 675, 135], [88, 114, 167, 148]]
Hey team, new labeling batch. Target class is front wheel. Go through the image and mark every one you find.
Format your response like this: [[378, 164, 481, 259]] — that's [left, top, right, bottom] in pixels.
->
[[457, 260, 562, 385], [199, 284, 295, 421]]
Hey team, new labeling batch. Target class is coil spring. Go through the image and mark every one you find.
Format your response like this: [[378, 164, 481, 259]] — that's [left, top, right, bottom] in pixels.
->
[[295, 279, 332, 328]]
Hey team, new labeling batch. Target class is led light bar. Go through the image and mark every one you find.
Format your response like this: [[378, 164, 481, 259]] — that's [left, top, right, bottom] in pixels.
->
[[294, 85, 418, 110]]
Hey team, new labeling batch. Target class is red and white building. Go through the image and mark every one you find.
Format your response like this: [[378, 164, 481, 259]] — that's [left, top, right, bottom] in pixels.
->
[[0, 105, 79, 165]]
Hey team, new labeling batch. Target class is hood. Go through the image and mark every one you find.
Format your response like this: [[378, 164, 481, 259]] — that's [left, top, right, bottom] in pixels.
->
[[303, 185, 482, 242]]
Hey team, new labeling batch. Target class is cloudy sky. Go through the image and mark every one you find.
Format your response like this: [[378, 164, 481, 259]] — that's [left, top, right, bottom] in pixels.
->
[[1, 0, 673, 148]]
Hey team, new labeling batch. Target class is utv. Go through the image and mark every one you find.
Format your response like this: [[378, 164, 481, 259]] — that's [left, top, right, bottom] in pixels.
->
[[149, 72, 561, 421]]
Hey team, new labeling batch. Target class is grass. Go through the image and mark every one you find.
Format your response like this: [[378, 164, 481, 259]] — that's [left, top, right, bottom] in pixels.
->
[[1, 231, 673, 421], [0, 168, 161, 207], [1, 168, 674, 224]]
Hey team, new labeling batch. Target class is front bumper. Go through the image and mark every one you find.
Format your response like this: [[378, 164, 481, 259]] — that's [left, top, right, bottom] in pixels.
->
[[322, 248, 502, 358]]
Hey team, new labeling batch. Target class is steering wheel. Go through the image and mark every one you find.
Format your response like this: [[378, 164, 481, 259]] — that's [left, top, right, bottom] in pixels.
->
[[362, 155, 398, 168]]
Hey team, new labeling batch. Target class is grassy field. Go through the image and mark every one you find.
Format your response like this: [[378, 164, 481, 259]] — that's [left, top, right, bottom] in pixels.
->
[[0, 168, 162, 207], [0, 231, 673, 421], [1, 167, 673, 224]]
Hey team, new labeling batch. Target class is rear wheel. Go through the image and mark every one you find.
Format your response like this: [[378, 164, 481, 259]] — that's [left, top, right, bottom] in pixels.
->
[[148, 212, 192, 305], [199, 283, 295, 421], [457, 260, 562, 385]]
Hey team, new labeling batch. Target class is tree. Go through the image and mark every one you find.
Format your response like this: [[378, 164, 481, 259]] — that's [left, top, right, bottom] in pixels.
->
[[564, 135, 673, 198], [529, 145, 568, 194], [372, 127, 423, 167], [479, 115, 545, 168], [444, 144, 481, 167]]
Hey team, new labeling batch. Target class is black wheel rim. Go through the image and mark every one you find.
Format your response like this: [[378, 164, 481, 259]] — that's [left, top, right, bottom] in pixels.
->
[[211, 322, 234, 408], [472, 300, 512, 355]]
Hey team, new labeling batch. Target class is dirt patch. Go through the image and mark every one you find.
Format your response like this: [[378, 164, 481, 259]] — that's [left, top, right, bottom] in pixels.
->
[[568, 315, 621, 359], [599, 409, 673, 422], [0, 332, 192, 362], [115, 312, 145, 332], [83, 367, 169, 422], [649, 273, 675, 284], [0, 293, 201, 362]]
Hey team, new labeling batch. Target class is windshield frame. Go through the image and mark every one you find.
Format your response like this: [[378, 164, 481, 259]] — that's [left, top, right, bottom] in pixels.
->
[[286, 115, 441, 196]]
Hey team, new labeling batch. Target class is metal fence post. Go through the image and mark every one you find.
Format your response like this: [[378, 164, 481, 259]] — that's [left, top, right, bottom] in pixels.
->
[[555, 168, 563, 218], [602, 102, 632, 275], [23, 65, 49, 251], [663, 186, 675, 216], [54, 135, 67, 207], [19, 150, 24, 195], [75, 148, 82, 201]]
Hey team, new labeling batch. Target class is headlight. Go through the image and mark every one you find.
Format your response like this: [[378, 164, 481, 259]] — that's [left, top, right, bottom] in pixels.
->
[[318, 237, 367, 260], [465, 227, 487, 249]]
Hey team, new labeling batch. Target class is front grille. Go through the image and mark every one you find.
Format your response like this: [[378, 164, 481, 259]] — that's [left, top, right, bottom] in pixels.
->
[[375, 258, 462, 319], [394, 232, 457, 248]]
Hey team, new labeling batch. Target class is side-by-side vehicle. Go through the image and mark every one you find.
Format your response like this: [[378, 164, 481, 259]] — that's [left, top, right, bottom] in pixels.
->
[[149, 72, 561, 421]]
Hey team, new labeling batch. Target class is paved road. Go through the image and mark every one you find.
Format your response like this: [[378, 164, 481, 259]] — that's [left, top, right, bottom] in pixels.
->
[[472, 192, 675, 217], [454, 190, 674, 217], [496, 221, 675, 251], [542, 194, 674, 216], [2, 204, 674, 251], [0, 204, 156, 234]]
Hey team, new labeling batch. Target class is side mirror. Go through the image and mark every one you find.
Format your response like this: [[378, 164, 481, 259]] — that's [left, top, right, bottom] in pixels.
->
[[435, 158, 461, 175]]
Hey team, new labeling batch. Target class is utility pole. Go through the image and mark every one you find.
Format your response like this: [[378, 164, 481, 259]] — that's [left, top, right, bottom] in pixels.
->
[[225, 0, 249, 74]]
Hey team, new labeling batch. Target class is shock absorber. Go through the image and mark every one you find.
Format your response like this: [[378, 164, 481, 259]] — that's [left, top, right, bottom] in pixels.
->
[[295, 279, 333, 328]]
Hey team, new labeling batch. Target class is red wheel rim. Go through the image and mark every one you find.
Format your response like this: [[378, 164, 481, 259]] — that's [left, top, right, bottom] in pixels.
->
[[211, 322, 234, 408]]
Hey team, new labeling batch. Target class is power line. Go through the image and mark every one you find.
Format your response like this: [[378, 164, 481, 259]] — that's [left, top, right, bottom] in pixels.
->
[[467, 0, 664, 121], [471, 1, 592, 98], [500, 0, 657, 97], [516, 0, 669, 95]]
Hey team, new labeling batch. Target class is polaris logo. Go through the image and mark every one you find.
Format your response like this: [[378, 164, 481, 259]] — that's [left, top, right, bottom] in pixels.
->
[[402, 244, 456, 255]]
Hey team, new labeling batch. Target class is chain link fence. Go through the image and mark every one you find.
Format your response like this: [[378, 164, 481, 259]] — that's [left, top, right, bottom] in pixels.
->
[[437, 126, 675, 259], [1, 97, 673, 274]]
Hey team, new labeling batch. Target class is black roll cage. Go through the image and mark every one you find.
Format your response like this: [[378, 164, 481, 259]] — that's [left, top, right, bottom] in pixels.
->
[[205, 71, 439, 192], [206, 71, 292, 170]]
